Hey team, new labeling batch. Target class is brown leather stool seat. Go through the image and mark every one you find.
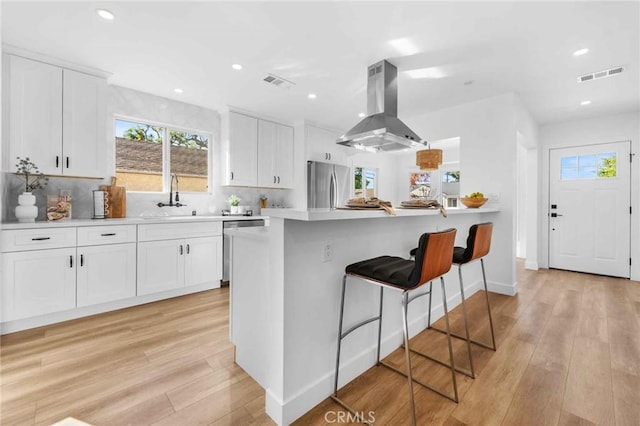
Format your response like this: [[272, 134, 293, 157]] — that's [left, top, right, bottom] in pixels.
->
[[332, 229, 459, 426]]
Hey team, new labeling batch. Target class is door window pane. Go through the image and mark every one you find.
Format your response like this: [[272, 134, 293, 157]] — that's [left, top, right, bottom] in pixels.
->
[[115, 119, 164, 192], [169, 130, 209, 192], [597, 153, 616, 178]]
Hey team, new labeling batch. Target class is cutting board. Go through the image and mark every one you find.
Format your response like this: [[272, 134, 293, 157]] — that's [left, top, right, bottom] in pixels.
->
[[100, 177, 126, 218]]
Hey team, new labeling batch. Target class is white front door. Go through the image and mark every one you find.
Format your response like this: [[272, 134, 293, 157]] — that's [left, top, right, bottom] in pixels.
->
[[549, 141, 631, 278]]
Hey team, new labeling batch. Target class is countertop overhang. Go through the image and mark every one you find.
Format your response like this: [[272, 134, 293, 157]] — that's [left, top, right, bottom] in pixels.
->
[[261, 206, 500, 221]]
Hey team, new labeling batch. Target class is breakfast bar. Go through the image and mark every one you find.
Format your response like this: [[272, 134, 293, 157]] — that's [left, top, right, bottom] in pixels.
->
[[229, 206, 508, 425]]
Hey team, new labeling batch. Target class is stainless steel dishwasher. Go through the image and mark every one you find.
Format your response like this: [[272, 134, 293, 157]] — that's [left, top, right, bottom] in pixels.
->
[[222, 219, 265, 286]]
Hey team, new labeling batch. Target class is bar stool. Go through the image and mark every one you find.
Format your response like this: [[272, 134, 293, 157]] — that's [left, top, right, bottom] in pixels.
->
[[412, 222, 497, 361], [332, 228, 458, 426]]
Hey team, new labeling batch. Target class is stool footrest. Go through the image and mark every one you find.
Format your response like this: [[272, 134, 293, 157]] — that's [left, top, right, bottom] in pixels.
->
[[429, 326, 497, 351], [380, 360, 458, 403], [330, 395, 375, 426], [341, 316, 381, 340], [403, 346, 474, 378]]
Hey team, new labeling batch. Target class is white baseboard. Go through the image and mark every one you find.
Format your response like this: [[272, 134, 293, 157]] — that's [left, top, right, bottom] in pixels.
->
[[525, 260, 539, 270], [487, 280, 517, 296], [271, 280, 487, 425]]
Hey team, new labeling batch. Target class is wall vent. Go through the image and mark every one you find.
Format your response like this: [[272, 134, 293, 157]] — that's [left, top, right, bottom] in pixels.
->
[[577, 66, 625, 83], [263, 73, 295, 89]]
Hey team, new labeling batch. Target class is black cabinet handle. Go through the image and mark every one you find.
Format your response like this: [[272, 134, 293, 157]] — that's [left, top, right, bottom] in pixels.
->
[[32, 237, 51, 241], [69, 255, 73, 268], [277, 176, 280, 184], [100, 233, 116, 237], [231, 171, 234, 180], [186, 244, 190, 254], [179, 245, 184, 255], [273, 176, 276, 184], [329, 153, 332, 160], [66, 157, 69, 168], [56, 156, 60, 168], [80, 254, 84, 267]]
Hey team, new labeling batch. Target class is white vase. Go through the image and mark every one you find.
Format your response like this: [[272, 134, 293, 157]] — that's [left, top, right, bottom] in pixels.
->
[[15, 192, 38, 223], [230, 205, 239, 214]]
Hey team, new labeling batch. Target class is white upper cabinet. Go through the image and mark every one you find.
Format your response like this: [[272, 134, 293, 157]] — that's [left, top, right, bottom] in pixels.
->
[[223, 110, 294, 188], [5, 55, 63, 174], [62, 69, 107, 178], [257, 120, 294, 189], [306, 124, 348, 165], [4, 54, 107, 178], [224, 111, 258, 186]]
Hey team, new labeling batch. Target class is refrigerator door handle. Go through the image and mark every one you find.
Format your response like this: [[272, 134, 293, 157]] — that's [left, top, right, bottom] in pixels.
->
[[330, 170, 338, 210]]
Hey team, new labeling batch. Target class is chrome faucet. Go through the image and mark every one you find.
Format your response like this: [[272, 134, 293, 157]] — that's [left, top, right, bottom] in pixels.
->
[[157, 173, 186, 208]]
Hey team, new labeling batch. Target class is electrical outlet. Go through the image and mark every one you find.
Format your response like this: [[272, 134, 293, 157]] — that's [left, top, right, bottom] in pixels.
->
[[322, 240, 333, 262]]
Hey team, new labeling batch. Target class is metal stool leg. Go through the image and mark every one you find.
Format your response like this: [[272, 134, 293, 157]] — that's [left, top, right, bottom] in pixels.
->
[[427, 281, 433, 327], [333, 274, 348, 396], [376, 287, 384, 364], [440, 277, 459, 403], [481, 259, 497, 351], [457, 265, 475, 378], [401, 291, 417, 426]]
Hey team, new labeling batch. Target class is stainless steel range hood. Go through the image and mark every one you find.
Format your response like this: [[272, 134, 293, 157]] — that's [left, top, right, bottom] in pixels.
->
[[337, 60, 426, 152]]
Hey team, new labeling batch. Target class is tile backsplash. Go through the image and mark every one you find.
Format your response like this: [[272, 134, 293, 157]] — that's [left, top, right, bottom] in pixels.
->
[[2, 172, 291, 222]]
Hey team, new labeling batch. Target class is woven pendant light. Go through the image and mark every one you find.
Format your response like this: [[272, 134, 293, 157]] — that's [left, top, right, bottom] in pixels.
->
[[416, 148, 443, 171]]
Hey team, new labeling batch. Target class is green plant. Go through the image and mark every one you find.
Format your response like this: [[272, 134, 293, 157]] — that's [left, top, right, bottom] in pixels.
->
[[228, 195, 240, 206], [15, 157, 49, 192]]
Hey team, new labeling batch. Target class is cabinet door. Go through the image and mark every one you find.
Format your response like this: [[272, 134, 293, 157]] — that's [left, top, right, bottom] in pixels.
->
[[184, 236, 221, 288], [257, 120, 278, 188], [306, 125, 347, 165], [77, 243, 136, 307], [276, 124, 294, 188], [7, 55, 63, 174], [2, 248, 76, 321], [62, 69, 107, 178], [227, 112, 258, 186], [137, 240, 185, 296]]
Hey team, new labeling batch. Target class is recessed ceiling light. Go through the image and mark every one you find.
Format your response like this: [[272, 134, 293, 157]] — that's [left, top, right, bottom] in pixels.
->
[[405, 67, 447, 79], [96, 9, 115, 20], [580, 100, 591, 106], [388, 38, 419, 56], [358, 112, 366, 118], [232, 64, 243, 71], [174, 88, 183, 94], [308, 93, 317, 100], [464, 80, 475, 86], [573, 48, 589, 56]]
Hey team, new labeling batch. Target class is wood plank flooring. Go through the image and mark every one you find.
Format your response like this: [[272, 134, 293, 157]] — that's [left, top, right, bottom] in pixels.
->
[[2, 261, 639, 425]]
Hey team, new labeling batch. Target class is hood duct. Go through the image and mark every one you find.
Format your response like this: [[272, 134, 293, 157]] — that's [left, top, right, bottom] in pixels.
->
[[337, 60, 426, 152]]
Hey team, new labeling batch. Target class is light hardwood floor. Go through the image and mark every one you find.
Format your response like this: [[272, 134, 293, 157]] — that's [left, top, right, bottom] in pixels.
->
[[2, 262, 639, 425]]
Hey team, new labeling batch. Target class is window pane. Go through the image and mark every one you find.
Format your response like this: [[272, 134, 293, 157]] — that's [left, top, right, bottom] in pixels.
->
[[354, 167, 363, 197], [169, 130, 209, 192], [442, 171, 460, 183], [115, 119, 164, 192], [364, 168, 376, 198], [578, 154, 596, 167], [578, 166, 596, 179], [561, 156, 577, 168], [561, 168, 578, 180], [597, 153, 616, 178]]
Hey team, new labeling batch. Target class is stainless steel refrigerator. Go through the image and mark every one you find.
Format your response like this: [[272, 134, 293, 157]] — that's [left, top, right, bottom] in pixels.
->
[[307, 161, 351, 209]]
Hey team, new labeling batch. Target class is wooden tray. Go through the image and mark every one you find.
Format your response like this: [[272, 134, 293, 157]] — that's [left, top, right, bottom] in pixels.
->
[[343, 203, 383, 209], [337, 206, 383, 210]]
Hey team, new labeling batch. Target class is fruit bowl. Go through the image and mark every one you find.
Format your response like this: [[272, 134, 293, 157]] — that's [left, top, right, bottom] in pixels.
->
[[461, 197, 488, 208]]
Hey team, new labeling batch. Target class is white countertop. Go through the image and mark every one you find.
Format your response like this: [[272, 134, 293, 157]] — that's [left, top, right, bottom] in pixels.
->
[[261, 206, 500, 221], [1, 215, 267, 230]]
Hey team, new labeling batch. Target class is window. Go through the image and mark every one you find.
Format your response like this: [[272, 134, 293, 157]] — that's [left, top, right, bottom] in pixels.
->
[[354, 167, 377, 198], [115, 119, 210, 192], [560, 152, 616, 180]]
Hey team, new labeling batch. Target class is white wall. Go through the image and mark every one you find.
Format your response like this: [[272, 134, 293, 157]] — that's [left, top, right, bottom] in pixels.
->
[[403, 93, 522, 291], [539, 111, 640, 280]]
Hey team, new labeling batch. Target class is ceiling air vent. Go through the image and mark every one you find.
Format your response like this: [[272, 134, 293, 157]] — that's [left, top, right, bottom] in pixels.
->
[[577, 66, 625, 83], [263, 73, 295, 89]]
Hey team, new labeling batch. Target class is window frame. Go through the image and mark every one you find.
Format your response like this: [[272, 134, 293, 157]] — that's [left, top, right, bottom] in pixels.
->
[[114, 115, 213, 194], [353, 165, 379, 199]]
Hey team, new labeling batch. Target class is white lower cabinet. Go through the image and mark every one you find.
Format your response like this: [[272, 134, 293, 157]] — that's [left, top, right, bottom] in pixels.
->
[[2, 247, 76, 321], [76, 243, 137, 307], [137, 239, 186, 296], [137, 236, 222, 296]]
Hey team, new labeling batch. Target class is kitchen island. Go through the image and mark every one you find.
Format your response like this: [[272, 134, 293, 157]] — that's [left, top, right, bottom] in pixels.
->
[[229, 206, 508, 425]]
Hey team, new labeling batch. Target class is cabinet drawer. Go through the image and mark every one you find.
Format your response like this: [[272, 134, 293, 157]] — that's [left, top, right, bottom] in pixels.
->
[[1, 228, 76, 252], [137, 221, 222, 242], [77, 225, 137, 246]]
